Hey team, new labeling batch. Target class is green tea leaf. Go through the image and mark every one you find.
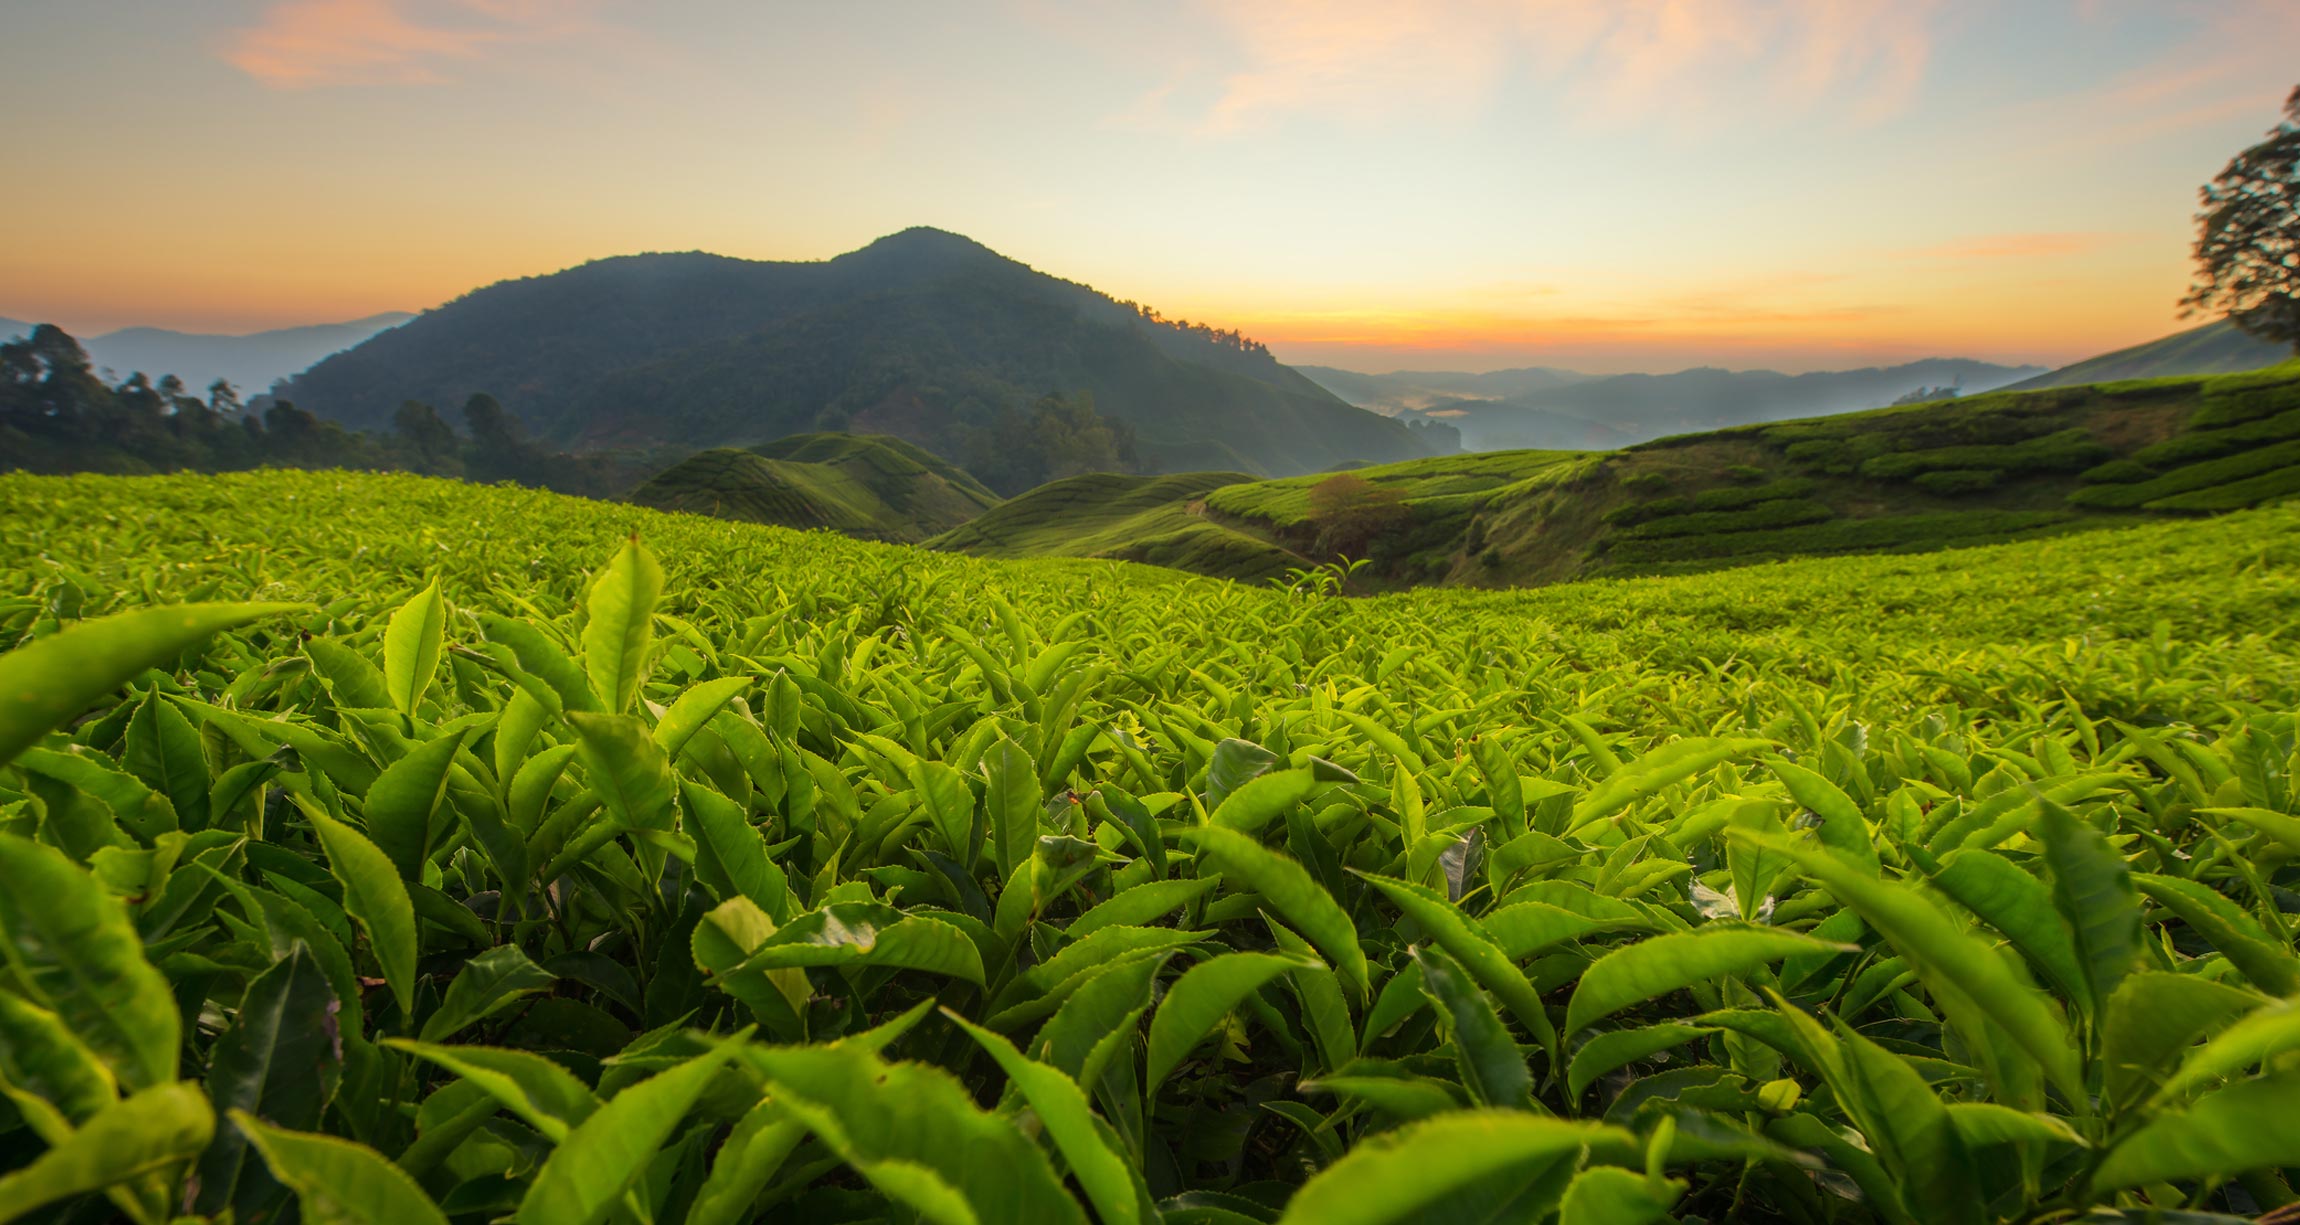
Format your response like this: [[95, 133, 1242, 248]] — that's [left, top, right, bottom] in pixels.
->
[[0, 832, 180, 1090], [1192, 826, 1369, 1004], [304, 804, 418, 1016], [234, 1109, 448, 1225], [514, 1037, 738, 1225], [194, 943, 344, 1221], [945, 1009, 1146, 1225], [582, 536, 662, 715], [2094, 1071, 2300, 1190], [1147, 951, 1314, 1090], [418, 945, 555, 1041], [1566, 925, 1849, 1034], [1415, 945, 1534, 1109], [1275, 1110, 1633, 1225], [0, 1082, 212, 1225], [0, 601, 302, 768], [383, 579, 446, 718]]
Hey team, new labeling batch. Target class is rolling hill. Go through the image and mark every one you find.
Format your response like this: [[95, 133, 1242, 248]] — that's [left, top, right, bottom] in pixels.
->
[[941, 360, 2300, 587], [3, 313, 412, 396], [626, 431, 998, 542], [2001, 319, 2290, 390], [276, 228, 1431, 478], [926, 470, 1305, 581], [1434, 358, 2046, 450]]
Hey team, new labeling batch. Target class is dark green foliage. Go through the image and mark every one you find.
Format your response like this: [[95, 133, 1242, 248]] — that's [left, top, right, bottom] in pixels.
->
[[629, 434, 999, 541], [1619, 498, 1835, 539], [2140, 462, 2300, 511], [1603, 498, 1689, 527], [276, 230, 1432, 478], [0, 327, 619, 495], [2190, 365, 2300, 427], [1688, 477, 1813, 511], [1911, 468, 2001, 496], [2137, 405, 2300, 467], [2182, 85, 2300, 351], [2078, 459, 2157, 485], [1620, 470, 1672, 494], [2068, 438, 2300, 508], [1603, 509, 2081, 566], [1857, 428, 2110, 482]]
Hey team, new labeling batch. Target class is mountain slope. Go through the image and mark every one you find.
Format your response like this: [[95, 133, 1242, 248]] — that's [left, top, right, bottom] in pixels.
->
[[4, 314, 414, 396], [626, 432, 998, 542], [958, 361, 2300, 588], [278, 229, 1428, 477], [2002, 320, 2290, 390], [1440, 359, 2045, 450], [928, 471, 1305, 580]]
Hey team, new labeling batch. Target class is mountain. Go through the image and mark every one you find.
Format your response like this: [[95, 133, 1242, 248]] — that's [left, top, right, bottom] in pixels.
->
[[1297, 365, 1590, 413], [952, 360, 2300, 587], [628, 432, 998, 542], [0, 314, 414, 398], [1437, 359, 2046, 450], [278, 229, 1432, 477], [2001, 320, 2290, 390]]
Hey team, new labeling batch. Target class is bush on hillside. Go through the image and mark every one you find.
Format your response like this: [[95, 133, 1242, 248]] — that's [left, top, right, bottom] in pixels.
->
[[2190, 363, 2300, 428], [1912, 468, 2002, 496], [1621, 497, 1835, 539], [2078, 458, 2156, 485], [2068, 437, 2300, 508], [2142, 461, 2300, 511], [1858, 427, 2109, 482], [1690, 477, 1814, 511]]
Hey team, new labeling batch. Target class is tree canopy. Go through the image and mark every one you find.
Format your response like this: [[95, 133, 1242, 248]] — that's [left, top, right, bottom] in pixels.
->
[[2185, 84, 2300, 351]]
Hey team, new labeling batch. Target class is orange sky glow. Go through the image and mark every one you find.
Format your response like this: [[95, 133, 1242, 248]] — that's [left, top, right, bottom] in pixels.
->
[[3, 1, 2294, 373]]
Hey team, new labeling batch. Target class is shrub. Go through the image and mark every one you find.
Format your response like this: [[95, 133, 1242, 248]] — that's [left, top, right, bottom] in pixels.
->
[[1603, 497, 1689, 527], [2069, 437, 2300, 508], [1621, 497, 1835, 539], [2192, 363, 2300, 428], [1912, 468, 2001, 496], [1690, 477, 1814, 511], [1724, 464, 1768, 483], [1620, 470, 1673, 494], [2078, 458, 2156, 485], [1607, 509, 2080, 563], [2140, 406, 2300, 469], [2142, 461, 2300, 511], [1859, 428, 2109, 482]]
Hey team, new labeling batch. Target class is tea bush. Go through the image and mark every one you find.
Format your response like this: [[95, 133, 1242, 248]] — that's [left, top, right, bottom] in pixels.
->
[[2, 470, 2300, 1224]]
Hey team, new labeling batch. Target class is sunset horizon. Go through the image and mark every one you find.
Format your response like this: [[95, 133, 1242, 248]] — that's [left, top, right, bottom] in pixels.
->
[[6, 0, 2296, 374]]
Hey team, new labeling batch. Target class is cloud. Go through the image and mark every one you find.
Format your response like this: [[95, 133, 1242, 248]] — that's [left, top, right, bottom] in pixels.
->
[[221, 0, 595, 88], [1149, 0, 1939, 134]]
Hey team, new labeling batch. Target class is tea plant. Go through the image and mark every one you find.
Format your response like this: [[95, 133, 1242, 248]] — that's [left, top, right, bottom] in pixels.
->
[[1, 469, 2298, 1224]]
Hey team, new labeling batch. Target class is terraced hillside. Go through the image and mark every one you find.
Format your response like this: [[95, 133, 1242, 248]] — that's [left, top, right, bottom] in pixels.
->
[[926, 470, 1306, 581], [938, 362, 2300, 589], [628, 431, 999, 541]]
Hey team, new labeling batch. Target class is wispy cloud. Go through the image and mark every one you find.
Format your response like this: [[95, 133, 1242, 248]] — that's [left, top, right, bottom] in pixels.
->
[[221, 0, 597, 88], [1139, 0, 1940, 134]]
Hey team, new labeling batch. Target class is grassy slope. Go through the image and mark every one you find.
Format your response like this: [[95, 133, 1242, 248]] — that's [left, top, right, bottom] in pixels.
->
[[2002, 319, 2290, 390], [926, 470, 1307, 582], [935, 361, 2300, 589], [627, 431, 1000, 542]]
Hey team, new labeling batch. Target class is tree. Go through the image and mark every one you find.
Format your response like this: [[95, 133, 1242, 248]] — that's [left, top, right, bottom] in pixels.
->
[[393, 400, 463, 476], [1307, 473, 1409, 558], [2184, 85, 2300, 351]]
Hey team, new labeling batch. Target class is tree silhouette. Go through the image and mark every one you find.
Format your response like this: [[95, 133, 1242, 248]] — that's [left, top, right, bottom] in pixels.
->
[[2184, 85, 2300, 351]]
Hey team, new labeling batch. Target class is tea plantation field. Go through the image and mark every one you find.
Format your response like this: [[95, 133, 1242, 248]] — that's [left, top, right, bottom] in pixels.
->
[[3, 468, 2300, 1224]]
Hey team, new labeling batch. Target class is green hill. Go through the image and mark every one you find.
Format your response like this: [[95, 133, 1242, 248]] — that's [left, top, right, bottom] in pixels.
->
[[948, 361, 2300, 588], [2003, 319, 2290, 390], [277, 228, 1433, 478], [927, 470, 1306, 581], [627, 431, 998, 541]]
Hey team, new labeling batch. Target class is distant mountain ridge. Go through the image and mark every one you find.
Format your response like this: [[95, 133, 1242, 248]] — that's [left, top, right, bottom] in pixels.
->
[[2, 313, 412, 398], [2003, 320, 2289, 390], [1437, 358, 2047, 450], [1298, 365, 1590, 412], [278, 229, 1432, 478]]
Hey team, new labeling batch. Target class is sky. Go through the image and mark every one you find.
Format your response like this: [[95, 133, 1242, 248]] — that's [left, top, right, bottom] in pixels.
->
[[1, 0, 2294, 374]]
